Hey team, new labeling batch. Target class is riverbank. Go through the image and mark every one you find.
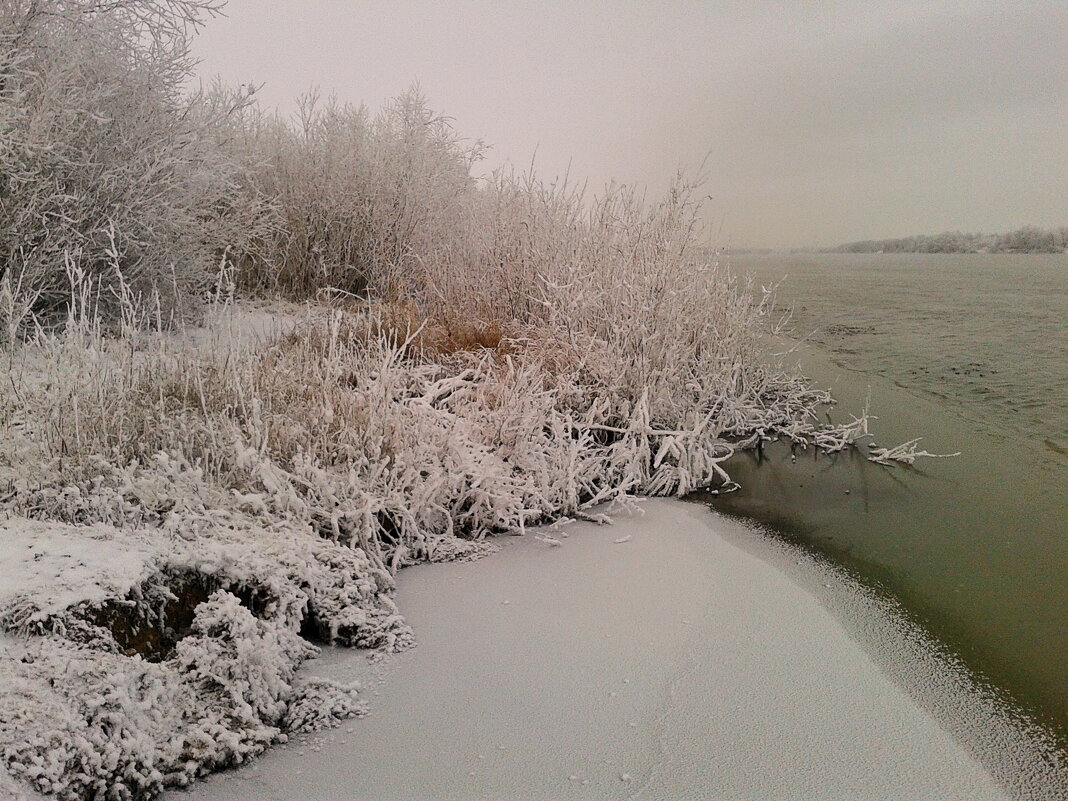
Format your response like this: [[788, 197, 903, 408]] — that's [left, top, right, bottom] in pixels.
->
[[0, 296, 867, 799], [5, 7, 1059, 796], [3, 297, 1065, 799], [177, 499, 1065, 800]]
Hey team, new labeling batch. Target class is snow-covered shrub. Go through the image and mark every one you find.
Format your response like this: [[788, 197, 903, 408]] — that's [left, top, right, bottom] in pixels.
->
[[1, 591, 321, 800], [231, 87, 483, 299], [283, 677, 366, 734], [0, 1, 260, 336], [1, 292, 835, 574], [0, 639, 182, 800], [174, 591, 315, 727]]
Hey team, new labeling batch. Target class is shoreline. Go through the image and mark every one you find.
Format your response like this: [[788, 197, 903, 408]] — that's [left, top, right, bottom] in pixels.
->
[[0, 298, 877, 800], [708, 317, 1068, 748], [176, 499, 1064, 801], [4, 7, 1064, 794], [705, 501, 1068, 798], [2, 297, 1063, 799]]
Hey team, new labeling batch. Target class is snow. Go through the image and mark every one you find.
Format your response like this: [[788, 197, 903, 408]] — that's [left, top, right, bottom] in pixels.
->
[[0, 519, 161, 624], [181, 500, 1066, 801], [0, 301, 1058, 799], [0, 510, 410, 798]]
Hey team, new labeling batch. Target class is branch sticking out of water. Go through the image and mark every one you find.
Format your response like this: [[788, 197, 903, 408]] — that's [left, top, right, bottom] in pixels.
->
[[813, 412, 873, 453], [868, 438, 961, 466]]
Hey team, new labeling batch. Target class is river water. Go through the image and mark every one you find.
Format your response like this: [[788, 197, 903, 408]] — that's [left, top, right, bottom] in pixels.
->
[[709, 252, 1068, 747]]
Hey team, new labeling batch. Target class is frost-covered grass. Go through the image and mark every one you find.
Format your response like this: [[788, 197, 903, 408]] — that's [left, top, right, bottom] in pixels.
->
[[0, 264, 857, 798]]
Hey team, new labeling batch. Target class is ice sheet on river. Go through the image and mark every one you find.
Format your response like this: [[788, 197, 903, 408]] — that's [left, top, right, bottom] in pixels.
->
[[181, 499, 1066, 801]]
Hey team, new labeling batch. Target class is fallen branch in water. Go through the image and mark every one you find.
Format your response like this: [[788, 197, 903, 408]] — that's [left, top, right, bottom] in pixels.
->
[[868, 438, 961, 465], [813, 412, 873, 453]]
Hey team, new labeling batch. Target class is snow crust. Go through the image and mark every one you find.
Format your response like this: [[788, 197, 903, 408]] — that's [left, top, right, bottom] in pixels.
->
[[0, 520, 160, 622]]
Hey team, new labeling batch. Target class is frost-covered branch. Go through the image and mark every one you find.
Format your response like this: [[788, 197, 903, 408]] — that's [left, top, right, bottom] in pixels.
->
[[868, 438, 961, 465]]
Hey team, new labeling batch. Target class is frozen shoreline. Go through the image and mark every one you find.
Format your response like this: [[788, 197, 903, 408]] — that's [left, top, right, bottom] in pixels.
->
[[178, 499, 1062, 801]]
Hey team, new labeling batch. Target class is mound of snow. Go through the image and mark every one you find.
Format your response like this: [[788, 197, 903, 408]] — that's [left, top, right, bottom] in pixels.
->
[[0, 519, 162, 631]]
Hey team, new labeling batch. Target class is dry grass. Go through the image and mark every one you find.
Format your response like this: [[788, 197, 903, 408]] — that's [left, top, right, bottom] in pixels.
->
[[369, 302, 518, 360], [0, 75, 858, 566]]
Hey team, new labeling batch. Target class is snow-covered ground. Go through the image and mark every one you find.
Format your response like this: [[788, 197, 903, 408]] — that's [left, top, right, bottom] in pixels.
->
[[0, 511, 405, 800], [0, 519, 162, 621], [177, 500, 1065, 801]]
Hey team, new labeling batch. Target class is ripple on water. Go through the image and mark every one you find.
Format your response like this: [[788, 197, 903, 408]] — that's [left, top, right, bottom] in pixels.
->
[[741, 252, 1068, 464]]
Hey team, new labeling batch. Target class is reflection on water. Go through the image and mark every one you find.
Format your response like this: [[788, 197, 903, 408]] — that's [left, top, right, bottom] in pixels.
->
[[712, 252, 1068, 748]]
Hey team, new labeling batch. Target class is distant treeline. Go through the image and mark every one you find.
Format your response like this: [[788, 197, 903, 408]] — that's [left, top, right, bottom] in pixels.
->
[[826, 226, 1068, 254]]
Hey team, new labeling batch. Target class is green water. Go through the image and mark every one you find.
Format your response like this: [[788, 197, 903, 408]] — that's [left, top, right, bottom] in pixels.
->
[[709, 253, 1068, 744]]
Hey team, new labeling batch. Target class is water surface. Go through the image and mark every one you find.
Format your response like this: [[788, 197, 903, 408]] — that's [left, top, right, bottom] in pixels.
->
[[744, 253, 1068, 454], [710, 252, 1068, 746]]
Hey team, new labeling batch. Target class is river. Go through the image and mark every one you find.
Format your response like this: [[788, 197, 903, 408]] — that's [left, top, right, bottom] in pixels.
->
[[710, 252, 1068, 747]]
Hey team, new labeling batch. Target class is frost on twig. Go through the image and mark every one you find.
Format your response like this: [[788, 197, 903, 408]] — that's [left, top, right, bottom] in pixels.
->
[[868, 438, 961, 465], [575, 511, 612, 525], [794, 395, 956, 468], [813, 412, 873, 453]]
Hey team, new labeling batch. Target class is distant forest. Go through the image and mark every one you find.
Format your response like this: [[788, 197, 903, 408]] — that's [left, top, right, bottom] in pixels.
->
[[826, 226, 1068, 254]]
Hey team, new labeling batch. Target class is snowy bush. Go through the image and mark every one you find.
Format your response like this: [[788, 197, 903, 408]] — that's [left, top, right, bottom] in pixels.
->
[[283, 677, 366, 734], [0, 527, 395, 801], [0, 1, 263, 337], [1, 598, 307, 800], [229, 87, 483, 299], [174, 590, 315, 727]]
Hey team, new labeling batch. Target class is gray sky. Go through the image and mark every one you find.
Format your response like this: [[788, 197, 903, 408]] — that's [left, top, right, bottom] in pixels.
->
[[192, 1, 1067, 249]]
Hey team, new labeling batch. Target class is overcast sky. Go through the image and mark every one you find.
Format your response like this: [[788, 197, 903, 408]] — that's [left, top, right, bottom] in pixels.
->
[[192, 1, 1067, 249]]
